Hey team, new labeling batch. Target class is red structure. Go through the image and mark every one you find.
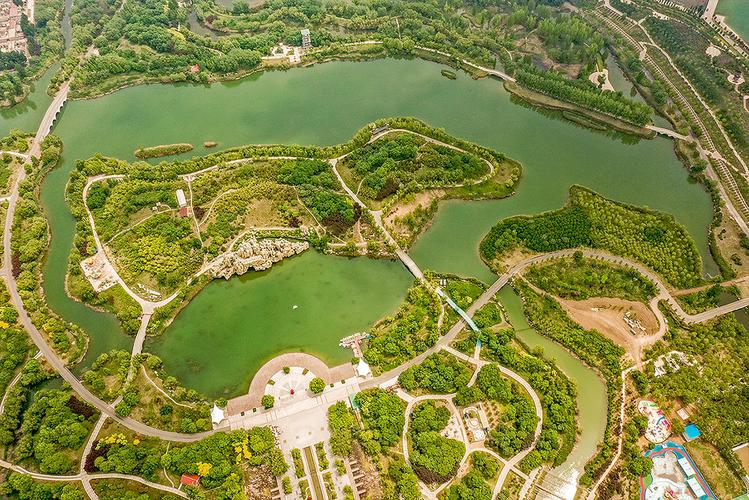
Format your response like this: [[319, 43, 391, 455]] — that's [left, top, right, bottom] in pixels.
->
[[180, 474, 200, 487]]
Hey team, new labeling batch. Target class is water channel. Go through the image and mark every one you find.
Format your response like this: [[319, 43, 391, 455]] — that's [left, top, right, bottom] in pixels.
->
[[499, 287, 607, 495], [0, 57, 719, 487]]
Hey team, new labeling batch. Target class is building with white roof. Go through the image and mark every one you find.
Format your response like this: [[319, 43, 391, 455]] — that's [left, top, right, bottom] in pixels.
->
[[678, 456, 696, 478], [176, 188, 187, 208], [211, 404, 225, 426], [687, 477, 706, 498], [356, 358, 371, 378]]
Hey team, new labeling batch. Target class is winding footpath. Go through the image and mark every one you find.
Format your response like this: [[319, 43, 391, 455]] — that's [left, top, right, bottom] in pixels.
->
[[0, 458, 186, 498], [1, 99, 221, 443], [442, 345, 543, 496], [4, 89, 749, 497], [82, 174, 179, 314]]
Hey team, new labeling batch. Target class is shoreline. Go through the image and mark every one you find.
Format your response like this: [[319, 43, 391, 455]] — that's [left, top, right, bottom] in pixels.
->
[[504, 81, 656, 138]]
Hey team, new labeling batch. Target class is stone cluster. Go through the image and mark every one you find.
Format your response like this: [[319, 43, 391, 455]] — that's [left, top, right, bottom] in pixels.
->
[[209, 238, 309, 279]]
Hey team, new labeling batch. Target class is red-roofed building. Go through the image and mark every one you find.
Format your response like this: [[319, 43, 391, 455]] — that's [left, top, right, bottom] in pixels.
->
[[189, 64, 200, 73], [180, 473, 200, 487]]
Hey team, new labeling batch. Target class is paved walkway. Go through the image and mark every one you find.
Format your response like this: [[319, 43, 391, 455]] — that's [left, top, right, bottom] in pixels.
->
[[340, 41, 515, 82], [645, 125, 690, 141], [593, 8, 749, 233], [0, 456, 187, 498], [1, 95, 219, 443], [397, 346, 543, 500], [441, 345, 543, 494], [227, 353, 355, 415]]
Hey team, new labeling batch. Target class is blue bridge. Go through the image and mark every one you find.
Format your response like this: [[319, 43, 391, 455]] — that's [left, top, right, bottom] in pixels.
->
[[436, 288, 480, 332]]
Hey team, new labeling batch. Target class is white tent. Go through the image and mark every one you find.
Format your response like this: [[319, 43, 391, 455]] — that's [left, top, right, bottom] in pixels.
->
[[211, 404, 225, 426], [356, 359, 372, 378]]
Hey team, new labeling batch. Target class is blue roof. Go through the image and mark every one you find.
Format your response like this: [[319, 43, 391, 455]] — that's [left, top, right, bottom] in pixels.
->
[[684, 424, 701, 439]]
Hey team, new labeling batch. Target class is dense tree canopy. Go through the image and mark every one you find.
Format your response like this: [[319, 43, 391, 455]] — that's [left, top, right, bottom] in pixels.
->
[[481, 186, 703, 288], [356, 388, 406, 455]]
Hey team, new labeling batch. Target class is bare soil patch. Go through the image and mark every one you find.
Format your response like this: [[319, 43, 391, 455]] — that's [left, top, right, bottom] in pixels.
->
[[557, 297, 658, 363], [734, 445, 749, 476], [385, 190, 443, 226]]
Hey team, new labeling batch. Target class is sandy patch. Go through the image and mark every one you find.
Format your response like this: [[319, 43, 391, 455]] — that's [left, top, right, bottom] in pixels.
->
[[385, 190, 443, 226], [589, 69, 615, 92], [385, 190, 443, 241], [735, 445, 749, 475], [558, 297, 659, 364]]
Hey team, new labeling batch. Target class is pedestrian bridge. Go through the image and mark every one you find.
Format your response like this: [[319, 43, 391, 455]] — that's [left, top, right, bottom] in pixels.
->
[[32, 82, 70, 156], [436, 288, 480, 332]]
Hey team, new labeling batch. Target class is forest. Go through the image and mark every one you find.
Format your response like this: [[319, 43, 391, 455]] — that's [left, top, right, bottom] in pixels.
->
[[355, 388, 406, 456], [29, 0, 657, 130], [516, 281, 623, 483], [11, 135, 88, 360], [514, 67, 652, 125], [364, 284, 441, 373], [90, 425, 287, 496], [480, 327, 575, 471], [444, 452, 499, 499], [339, 133, 489, 206], [397, 351, 473, 395], [407, 400, 465, 483], [524, 253, 658, 302], [480, 186, 704, 288], [644, 17, 748, 152]]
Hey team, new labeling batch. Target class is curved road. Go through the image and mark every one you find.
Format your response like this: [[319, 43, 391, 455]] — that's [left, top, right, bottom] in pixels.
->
[[0, 458, 186, 498], [441, 345, 543, 495], [4, 109, 749, 496], [1, 147, 220, 443]]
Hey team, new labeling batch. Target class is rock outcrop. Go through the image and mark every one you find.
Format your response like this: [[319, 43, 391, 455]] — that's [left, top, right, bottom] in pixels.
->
[[209, 238, 309, 279]]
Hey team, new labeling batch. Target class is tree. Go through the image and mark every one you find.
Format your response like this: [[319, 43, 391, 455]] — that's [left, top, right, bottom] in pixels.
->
[[627, 455, 652, 477], [356, 389, 406, 455], [328, 402, 355, 456], [410, 431, 465, 482], [309, 377, 325, 394], [261, 395, 275, 409]]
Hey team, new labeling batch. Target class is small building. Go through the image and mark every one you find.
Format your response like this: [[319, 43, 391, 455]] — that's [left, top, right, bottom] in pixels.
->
[[678, 456, 696, 478], [300, 28, 311, 50], [683, 423, 702, 442], [189, 64, 200, 73], [176, 189, 187, 208], [686, 477, 707, 498], [179, 206, 189, 217], [677, 407, 690, 421], [356, 358, 372, 378], [180, 473, 200, 487]]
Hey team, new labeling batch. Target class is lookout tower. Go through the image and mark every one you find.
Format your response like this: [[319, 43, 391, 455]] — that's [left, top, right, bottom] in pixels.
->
[[301, 28, 311, 50]]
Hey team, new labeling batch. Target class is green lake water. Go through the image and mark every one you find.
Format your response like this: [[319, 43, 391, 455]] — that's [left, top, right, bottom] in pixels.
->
[[0, 56, 719, 489], [0, 64, 55, 136], [717, 0, 749, 43], [24, 57, 714, 377], [148, 251, 413, 396]]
